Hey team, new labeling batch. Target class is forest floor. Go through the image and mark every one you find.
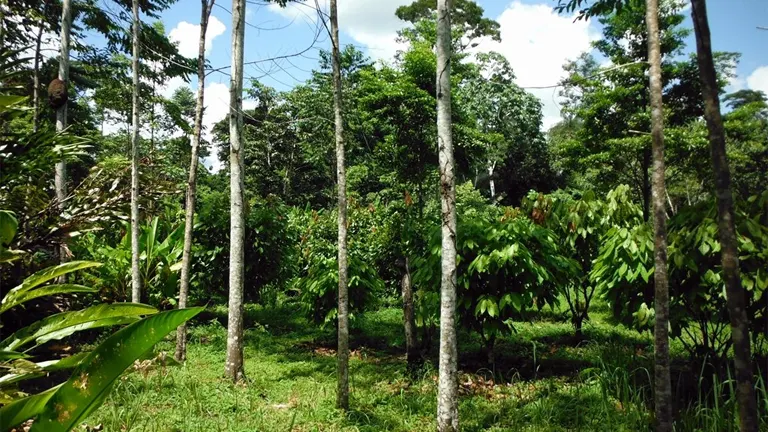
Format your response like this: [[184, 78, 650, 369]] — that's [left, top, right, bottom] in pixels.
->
[[85, 301, 761, 432]]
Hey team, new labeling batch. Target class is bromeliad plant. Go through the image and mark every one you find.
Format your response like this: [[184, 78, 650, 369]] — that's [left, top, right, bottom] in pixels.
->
[[0, 211, 201, 432]]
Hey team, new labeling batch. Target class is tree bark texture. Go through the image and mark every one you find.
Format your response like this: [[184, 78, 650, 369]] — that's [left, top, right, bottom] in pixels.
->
[[645, 1, 673, 430], [130, 0, 142, 304], [55, 0, 72, 273], [32, 16, 44, 132], [175, 0, 214, 363], [224, 0, 246, 382], [402, 258, 418, 367], [436, 0, 458, 430], [690, 1, 758, 430], [329, 0, 350, 410]]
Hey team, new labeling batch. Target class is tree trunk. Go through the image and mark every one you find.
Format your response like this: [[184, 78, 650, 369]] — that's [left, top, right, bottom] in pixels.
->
[[0, 1, 5, 48], [329, 0, 350, 411], [130, 0, 142, 304], [645, 1, 673, 430], [175, 0, 214, 363], [32, 17, 44, 132], [55, 0, 72, 271], [641, 147, 651, 221], [402, 257, 418, 368], [690, 1, 758, 430], [435, 0, 458, 431], [224, 0, 246, 383], [487, 161, 495, 198]]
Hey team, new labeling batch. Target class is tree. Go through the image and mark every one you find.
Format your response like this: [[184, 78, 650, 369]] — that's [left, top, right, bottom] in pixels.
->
[[328, 0, 350, 411], [459, 51, 547, 200], [554, 0, 738, 217], [55, 0, 72, 267], [175, 0, 215, 363], [396, 0, 500, 52], [225, 0, 246, 382], [435, 0, 458, 430], [690, 0, 758, 430], [130, 0, 142, 303], [723, 89, 767, 110], [645, 0, 672, 429]]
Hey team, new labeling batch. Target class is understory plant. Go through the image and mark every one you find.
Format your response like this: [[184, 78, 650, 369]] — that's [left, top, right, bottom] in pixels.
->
[[0, 211, 201, 432]]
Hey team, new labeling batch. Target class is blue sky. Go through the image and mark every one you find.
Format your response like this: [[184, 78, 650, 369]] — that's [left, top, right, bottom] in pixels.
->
[[88, 0, 767, 169]]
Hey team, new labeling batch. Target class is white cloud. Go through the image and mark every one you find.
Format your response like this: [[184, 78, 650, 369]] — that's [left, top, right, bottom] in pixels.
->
[[746, 66, 768, 95], [268, 0, 410, 61], [202, 81, 257, 172], [481, 1, 599, 130], [727, 75, 746, 93], [168, 15, 226, 58]]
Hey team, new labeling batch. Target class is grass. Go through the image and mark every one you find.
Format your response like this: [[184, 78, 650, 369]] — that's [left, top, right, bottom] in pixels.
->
[[83, 303, 766, 431]]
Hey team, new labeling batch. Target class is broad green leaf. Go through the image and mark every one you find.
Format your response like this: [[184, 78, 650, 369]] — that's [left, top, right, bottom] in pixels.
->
[[0, 249, 24, 264], [1, 284, 98, 315], [4, 262, 100, 302], [0, 211, 18, 246], [0, 303, 156, 351], [31, 307, 203, 432], [0, 385, 60, 432], [0, 349, 29, 361], [0, 353, 90, 389]]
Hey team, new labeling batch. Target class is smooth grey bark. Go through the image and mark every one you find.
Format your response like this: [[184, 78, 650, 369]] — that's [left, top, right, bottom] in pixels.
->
[[402, 257, 418, 367], [487, 161, 495, 198], [690, 1, 758, 430], [224, 0, 246, 382], [55, 0, 72, 276], [55, 0, 72, 208], [329, 0, 349, 410], [435, 0, 458, 430], [645, 1, 673, 430], [175, 0, 214, 363], [130, 0, 142, 304]]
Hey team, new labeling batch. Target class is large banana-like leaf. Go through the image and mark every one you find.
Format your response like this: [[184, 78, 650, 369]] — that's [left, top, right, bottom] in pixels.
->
[[1, 262, 101, 314], [0, 385, 60, 432], [0, 284, 98, 315], [0, 350, 28, 361], [30, 307, 203, 432], [0, 303, 157, 351], [0, 354, 89, 388]]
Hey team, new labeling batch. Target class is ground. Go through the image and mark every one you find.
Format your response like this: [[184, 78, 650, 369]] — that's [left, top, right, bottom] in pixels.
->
[[84, 302, 764, 431]]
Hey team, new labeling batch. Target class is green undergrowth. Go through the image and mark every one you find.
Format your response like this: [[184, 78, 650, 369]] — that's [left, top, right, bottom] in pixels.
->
[[83, 304, 766, 431]]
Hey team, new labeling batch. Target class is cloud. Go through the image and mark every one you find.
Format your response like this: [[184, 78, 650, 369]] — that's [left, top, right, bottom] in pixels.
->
[[727, 75, 746, 93], [746, 66, 768, 95], [168, 15, 226, 58], [202, 81, 257, 172], [480, 1, 599, 130], [268, 0, 410, 61]]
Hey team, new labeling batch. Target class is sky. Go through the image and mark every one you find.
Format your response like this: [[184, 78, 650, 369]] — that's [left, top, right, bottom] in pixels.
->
[[97, 0, 768, 170]]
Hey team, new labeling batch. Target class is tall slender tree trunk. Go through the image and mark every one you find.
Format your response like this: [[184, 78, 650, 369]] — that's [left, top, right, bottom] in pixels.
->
[[224, 0, 246, 382], [645, 1, 673, 430], [402, 257, 418, 368], [0, 1, 5, 49], [32, 16, 44, 132], [435, 0, 458, 430], [55, 0, 72, 268], [690, 1, 758, 430], [487, 161, 495, 198], [329, 0, 350, 410], [175, 0, 214, 363], [130, 0, 142, 304]]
